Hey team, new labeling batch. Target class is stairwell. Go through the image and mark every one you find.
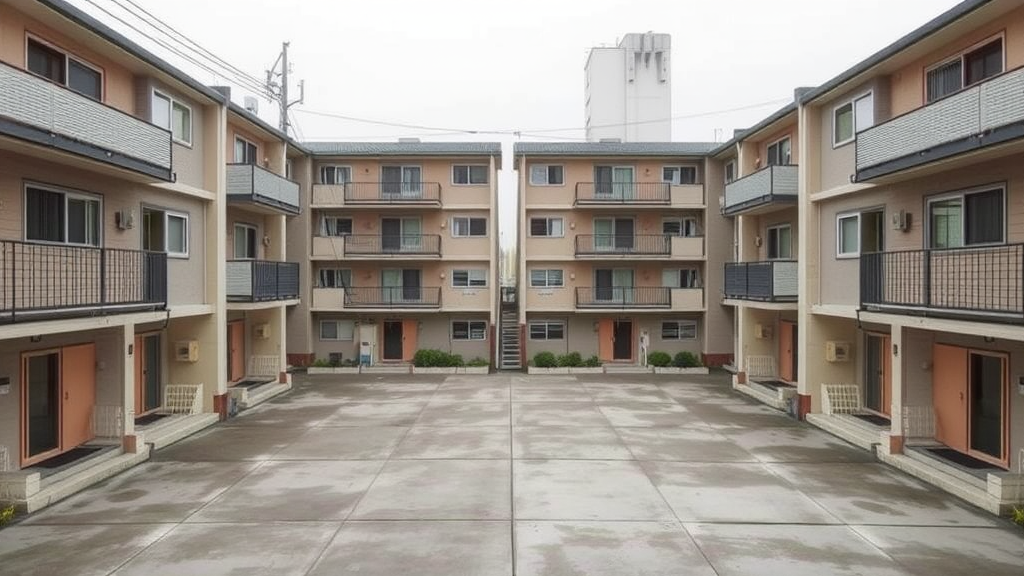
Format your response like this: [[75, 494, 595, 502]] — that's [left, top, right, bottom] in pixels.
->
[[499, 287, 522, 370]]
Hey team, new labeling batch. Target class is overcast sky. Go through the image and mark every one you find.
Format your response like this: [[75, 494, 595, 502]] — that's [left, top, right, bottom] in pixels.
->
[[72, 0, 962, 246]]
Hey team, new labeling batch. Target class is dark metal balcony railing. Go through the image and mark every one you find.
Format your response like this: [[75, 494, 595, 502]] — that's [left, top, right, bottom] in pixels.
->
[[860, 244, 1023, 323], [226, 163, 301, 214], [722, 164, 798, 215], [575, 234, 671, 256], [0, 241, 167, 323], [344, 286, 442, 308], [343, 234, 442, 256], [575, 182, 671, 204], [343, 182, 442, 204], [575, 286, 671, 308], [226, 260, 300, 302], [724, 261, 798, 301]]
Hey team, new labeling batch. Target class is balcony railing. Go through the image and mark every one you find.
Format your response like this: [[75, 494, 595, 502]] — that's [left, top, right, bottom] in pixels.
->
[[575, 287, 671, 308], [724, 261, 798, 302], [722, 165, 798, 215], [344, 286, 442, 308], [226, 164, 301, 214], [343, 182, 442, 204], [575, 182, 671, 204], [860, 244, 1023, 323], [343, 234, 442, 256], [0, 241, 167, 323], [856, 66, 1024, 181], [226, 260, 300, 302], [575, 235, 671, 256], [0, 61, 172, 180]]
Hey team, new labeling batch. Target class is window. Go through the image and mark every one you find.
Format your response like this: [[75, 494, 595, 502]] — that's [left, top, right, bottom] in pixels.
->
[[452, 320, 487, 340], [452, 217, 487, 237], [766, 137, 791, 166], [142, 207, 188, 257], [319, 216, 352, 237], [928, 187, 1004, 248], [234, 136, 258, 165], [926, 38, 1003, 102], [529, 321, 565, 340], [662, 166, 697, 185], [452, 165, 489, 185], [318, 268, 351, 288], [529, 217, 564, 237], [452, 269, 487, 288], [320, 320, 355, 341], [24, 185, 100, 246], [530, 269, 564, 288], [724, 161, 736, 184], [151, 91, 192, 145], [26, 37, 102, 100], [320, 165, 351, 185], [661, 320, 697, 340], [663, 268, 700, 289], [766, 224, 792, 260], [233, 223, 258, 259], [529, 165, 564, 186], [381, 165, 422, 196], [663, 217, 698, 237], [837, 210, 884, 257], [833, 92, 874, 146]]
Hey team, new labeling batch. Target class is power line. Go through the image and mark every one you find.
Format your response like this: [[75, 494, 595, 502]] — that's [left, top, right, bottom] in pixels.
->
[[525, 97, 792, 133]]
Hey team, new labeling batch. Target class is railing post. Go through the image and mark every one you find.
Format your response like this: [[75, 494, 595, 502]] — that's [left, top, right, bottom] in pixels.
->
[[99, 248, 107, 307], [922, 248, 931, 309]]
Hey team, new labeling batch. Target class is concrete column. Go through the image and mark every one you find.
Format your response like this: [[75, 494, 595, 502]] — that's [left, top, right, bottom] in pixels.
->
[[121, 324, 136, 442], [796, 102, 822, 416], [889, 323, 905, 453], [204, 102, 228, 412]]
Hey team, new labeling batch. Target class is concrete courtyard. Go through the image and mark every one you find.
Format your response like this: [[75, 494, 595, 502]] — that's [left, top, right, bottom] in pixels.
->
[[1, 372, 1023, 575]]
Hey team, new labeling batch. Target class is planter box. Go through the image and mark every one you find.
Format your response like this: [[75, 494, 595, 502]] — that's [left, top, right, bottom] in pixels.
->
[[527, 367, 571, 375], [653, 367, 710, 375], [569, 367, 604, 374], [457, 366, 490, 374], [307, 367, 360, 375], [412, 367, 459, 374]]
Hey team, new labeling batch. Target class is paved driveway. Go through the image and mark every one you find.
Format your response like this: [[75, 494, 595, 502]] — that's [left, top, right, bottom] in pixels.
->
[[2, 373, 1023, 575]]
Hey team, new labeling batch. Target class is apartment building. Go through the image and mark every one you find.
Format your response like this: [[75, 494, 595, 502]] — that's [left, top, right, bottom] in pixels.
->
[[0, 0, 229, 511], [287, 142, 501, 367], [514, 143, 734, 367], [793, 0, 1024, 514]]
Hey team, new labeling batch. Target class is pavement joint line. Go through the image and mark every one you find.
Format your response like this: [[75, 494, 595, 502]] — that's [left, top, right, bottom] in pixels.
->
[[507, 375, 517, 576]]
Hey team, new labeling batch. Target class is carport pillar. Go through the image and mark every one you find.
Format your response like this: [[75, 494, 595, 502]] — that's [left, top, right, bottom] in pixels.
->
[[887, 324, 905, 454], [121, 323, 140, 453]]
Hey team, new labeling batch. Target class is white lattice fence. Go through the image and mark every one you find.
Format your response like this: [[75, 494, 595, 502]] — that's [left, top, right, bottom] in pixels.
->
[[93, 405, 124, 438], [164, 384, 203, 415], [901, 405, 935, 439], [821, 384, 862, 414], [249, 356, 279, 378], [745, 355, 777, 379]]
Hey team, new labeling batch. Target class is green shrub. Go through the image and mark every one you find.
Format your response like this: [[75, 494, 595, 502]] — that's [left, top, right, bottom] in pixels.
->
[[413, 349, 465, 367], [557, 352, 583, 367], [672, 351, 702, 368], [466, 357, 490, 367], [0, 505, 14, 527], [533, 351, 557, 368], [583, 355, 602, 367], [1013, 506, 1024, 529], [310, 358, 331, 368], [647, 351, 672, 367]]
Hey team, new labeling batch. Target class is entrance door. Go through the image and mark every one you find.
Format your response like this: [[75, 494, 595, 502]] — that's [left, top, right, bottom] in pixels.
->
[[613, 320, 632, 361], [969, 352, 1006, 462], [594, 218, 634, 252], [595, 269, 613, 301], [383, 321, 404, 360], [228, 321, 245, 382], [135, 334, 162, 414], [22, 352, 60, 464], [864, 334, 892, 416], [61, 344, 96, 450], [779, 321, 797, 381], [402, 269, 422, 302], [382, 218, 402, 252], [933, 344, 969, 453]]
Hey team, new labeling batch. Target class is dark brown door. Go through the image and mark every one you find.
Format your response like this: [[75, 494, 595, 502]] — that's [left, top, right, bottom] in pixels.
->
[[613, 320, 632, 361], [383, 321, 404, 360]]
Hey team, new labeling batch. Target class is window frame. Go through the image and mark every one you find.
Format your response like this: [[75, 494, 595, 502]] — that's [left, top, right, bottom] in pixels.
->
[[766, 223, 792, 260], [528, 217, 564, 238], [23, 182, 102, 247], [528, 164, 565, 186], [528, 320, 565, 340], [451, 164, 489, 186], [724, 160, 737, 184], [319, 319, 355, 341], [924, 33, 1005, 104], [664, 268, 701, 289], [25, 34, 104, 101], [451, 268, 488, 288], [319, 165, 352, 185], [452, 320, 488, 341], [141, 205, 189, 258], [318, 268, 352, 289], [319, 215, 353, 237], [925, 185, 1006, 249], [832, 91, 874, 148], [661, 320, 698, 341], [233, 135, 259, 165], [529, 269, 564, 288], [451, 216, 488, 238], [233, 222, 259, 259], [662, 217, 699, 238], [836, 213, 861, 259], [662, 165, 698, 185], [151, 89, 193, 146], [765, 136, 792, 166]]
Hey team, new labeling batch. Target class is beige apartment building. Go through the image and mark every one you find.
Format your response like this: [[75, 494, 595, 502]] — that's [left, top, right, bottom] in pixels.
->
[[514, 143, 734, 367], [286, 143, 501, 367]]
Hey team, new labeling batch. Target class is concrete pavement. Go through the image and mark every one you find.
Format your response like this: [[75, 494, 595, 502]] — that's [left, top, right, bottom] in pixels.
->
[[1, 372, 1022, 575]]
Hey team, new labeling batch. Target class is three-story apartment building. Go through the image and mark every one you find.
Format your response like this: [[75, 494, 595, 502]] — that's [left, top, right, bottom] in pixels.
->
[[514, 143, 734, 367], [797, 0, 1024, 514], [287, 142, 501, 367]]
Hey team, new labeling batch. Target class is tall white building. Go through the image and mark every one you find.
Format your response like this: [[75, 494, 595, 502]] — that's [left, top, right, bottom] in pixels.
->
[[585, 32, 671, 142]]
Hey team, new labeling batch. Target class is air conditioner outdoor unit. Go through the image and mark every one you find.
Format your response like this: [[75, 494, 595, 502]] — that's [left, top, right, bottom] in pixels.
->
[[175, 340, 199, 362], [254, 323, 270, 339], [891, 210, 911, 231], [825, 341, 852, 362], [754, 323, 772, 339]]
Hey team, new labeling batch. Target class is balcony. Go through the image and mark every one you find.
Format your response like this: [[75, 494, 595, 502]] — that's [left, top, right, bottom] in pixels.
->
[[857, 67, 1024, 182], [344, 286, 442, 309], [724, 261, 798, 303], [0, 61, 172, 181], [722, 165, 798, 216], [860, 245, 1023, 324], [573, 235, 706, 259], [575, 287, 670, 309], [0, 241, 167, 324], [226, 164, 301, 215], [311, 182, 442, 207], [343, 235, 442, 258], [226, 260, 300, 302], [575, 182, 669, 205]]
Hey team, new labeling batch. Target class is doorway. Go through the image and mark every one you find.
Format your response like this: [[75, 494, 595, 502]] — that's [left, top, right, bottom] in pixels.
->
[[863, 334, 892, 416], [228, 321, 245, 382], [21, 344, 96, 467], [593, 218, 635, 252], [383, 321, 404, 361], [932, 344, 1008, 467], [779, 321, 798, 382], [134, 334, 162, 415], [613, 320, 632, 361]]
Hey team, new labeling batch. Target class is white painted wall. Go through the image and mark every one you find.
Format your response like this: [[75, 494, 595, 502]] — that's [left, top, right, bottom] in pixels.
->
[[585, 33, 671, 142]]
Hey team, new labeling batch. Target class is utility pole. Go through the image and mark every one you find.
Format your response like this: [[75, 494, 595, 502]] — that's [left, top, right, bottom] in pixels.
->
[[266, 42, 304, 135]]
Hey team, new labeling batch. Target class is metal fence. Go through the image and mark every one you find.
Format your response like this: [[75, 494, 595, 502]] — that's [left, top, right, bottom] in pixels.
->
[[344, 286, 442, 308], [575, 182, 671, 204], [344, 234, 442, 256], [226, 260, 300, 301], [575, 234, 671, 256], [575, 286, 671, 308], [343, 182, 442, 203]]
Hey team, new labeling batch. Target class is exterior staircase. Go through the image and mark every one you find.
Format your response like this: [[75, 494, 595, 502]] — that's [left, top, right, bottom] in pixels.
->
[[499, 287, 522, 370]]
